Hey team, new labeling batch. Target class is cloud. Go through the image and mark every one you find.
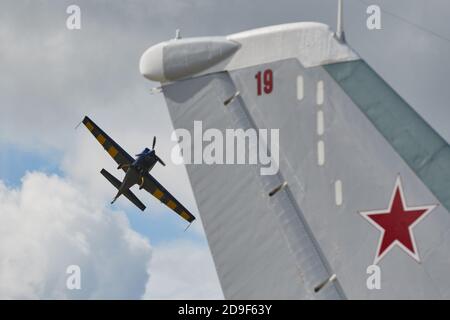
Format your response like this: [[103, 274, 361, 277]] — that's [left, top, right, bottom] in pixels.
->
[[144, 240, 223, 299], [0, 0, 217, 296], [0, 171, 152, 299], [0, 0, 326, 151]]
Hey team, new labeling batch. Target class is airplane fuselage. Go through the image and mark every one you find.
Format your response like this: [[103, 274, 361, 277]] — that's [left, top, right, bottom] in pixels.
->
[[132, 150, 158, 174], [112, 149, 157, 203]]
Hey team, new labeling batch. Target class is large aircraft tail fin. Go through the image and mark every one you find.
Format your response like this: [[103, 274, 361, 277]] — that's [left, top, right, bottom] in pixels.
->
[[162, 55, 450, 299], [154, 17, 450, 299], [100, 169, 146, 211]]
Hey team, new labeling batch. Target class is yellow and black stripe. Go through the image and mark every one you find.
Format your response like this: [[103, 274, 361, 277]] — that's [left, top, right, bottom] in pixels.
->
[[82, 116, 134, 171], [142, 173, 196, 223]]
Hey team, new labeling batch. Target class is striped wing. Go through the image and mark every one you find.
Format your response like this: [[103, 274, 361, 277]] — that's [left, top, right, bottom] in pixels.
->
[[142, 173, 196, 223], [82, 116, 134, 171]]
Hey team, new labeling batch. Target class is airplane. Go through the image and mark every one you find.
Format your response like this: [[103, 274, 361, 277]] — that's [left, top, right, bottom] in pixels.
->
[[137, 0, 450, 299], [81, 116, 195, 223]]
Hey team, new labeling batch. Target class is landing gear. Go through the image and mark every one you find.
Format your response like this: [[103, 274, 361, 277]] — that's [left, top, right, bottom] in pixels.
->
[[139, 176, 145, 190]]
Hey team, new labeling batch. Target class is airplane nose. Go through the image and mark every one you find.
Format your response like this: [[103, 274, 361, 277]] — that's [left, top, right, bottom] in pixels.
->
[[139, 42, 166, 82]]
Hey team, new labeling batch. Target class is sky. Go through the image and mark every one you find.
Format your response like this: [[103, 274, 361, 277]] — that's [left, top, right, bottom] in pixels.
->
[[0, 0, 449, 299]]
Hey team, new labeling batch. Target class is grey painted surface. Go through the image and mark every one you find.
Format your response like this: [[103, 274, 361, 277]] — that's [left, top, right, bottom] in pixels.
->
[[163, 73, 342, 299], [324, 61, 450, 214], [230, 58, 450, 298], [163, 57, 450, 299]]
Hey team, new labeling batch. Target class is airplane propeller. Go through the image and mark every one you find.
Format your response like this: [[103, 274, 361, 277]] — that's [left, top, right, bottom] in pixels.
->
[[152, 136, 166, 166], [156, 155, 166, 166], [134, 136, 166, 166]]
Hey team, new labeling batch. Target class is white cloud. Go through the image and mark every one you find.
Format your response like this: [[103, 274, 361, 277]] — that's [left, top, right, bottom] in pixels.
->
[[144, 240, 223, 300], [0, 171, 152, 299]]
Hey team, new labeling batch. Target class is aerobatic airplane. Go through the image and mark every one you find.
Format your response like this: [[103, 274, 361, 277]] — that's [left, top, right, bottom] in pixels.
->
[[81, 116, 195, 223], [137, 0, 450, 299]]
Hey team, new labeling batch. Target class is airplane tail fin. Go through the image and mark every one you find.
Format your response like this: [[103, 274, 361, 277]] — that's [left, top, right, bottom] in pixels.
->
[[162, 55, 450, 298], [100, 169, 146, 211]]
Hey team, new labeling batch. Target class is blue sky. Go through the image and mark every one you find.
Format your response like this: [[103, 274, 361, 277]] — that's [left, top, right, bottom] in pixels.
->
[[0, 144, 62, 187]]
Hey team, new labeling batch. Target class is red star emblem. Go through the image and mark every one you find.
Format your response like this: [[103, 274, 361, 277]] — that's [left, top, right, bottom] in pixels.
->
[[360, 177, 436, 264]]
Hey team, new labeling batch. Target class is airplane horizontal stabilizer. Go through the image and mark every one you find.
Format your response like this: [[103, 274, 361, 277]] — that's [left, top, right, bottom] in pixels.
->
[[100, 169, 146, 211]]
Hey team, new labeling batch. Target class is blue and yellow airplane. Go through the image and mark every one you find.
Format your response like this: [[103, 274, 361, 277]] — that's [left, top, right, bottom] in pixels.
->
[[82, 116, 195, 223]]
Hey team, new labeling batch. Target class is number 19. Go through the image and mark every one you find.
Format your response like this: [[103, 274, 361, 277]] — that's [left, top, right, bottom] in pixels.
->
[[255, 69, 273, 96]]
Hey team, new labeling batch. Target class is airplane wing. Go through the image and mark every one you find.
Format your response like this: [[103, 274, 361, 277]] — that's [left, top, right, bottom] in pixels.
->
[[160, 43, 450, 299], [141, 172, 196, 223], [82, 116, 134, 172]]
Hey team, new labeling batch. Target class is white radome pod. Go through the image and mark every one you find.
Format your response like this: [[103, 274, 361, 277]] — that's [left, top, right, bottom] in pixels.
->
[[139, 41, 166, 82], [139, 37, 240, 82]]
